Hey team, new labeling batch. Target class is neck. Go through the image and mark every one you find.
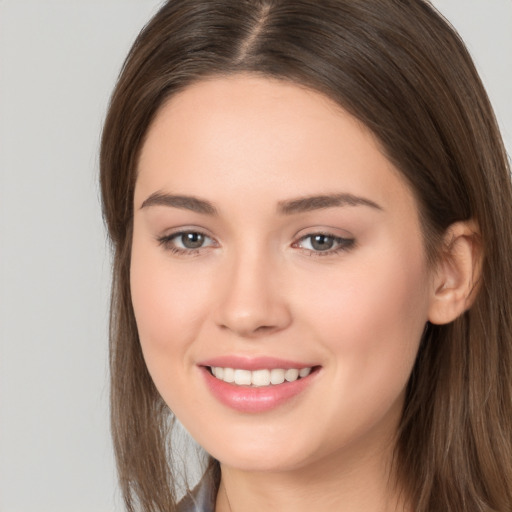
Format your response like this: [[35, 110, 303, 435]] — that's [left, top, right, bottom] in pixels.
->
[[215, 440, 409, 512]]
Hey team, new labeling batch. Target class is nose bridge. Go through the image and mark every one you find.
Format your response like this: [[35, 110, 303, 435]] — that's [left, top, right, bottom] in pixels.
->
[[214, 241, 291, 337]]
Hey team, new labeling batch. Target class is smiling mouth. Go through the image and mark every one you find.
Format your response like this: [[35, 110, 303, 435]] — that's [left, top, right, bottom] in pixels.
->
[[208, 366, 315, 387]]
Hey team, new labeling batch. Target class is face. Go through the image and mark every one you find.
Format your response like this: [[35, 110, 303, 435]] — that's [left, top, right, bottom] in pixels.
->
[[131, 75, 435, 474]]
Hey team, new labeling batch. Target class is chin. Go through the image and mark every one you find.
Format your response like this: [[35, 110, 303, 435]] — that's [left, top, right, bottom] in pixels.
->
[[215, 449, 305, 473], [199, 428, 322, 473]]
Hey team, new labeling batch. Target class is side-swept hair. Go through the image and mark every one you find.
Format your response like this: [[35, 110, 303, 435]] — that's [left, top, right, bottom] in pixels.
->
[[100, 1, 512, 510]]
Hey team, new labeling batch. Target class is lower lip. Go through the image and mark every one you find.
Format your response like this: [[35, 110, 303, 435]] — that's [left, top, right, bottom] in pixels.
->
[[200, 367, 317, 413]]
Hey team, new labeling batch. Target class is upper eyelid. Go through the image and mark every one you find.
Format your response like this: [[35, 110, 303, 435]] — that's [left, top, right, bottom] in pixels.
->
[[162, 230, 215, 241], [294, 233, 353, 245], [156, 231, 218, 256], [293, 228, 354, 244], [158, 226, 216, 239], [156, 228, 354, 250], [293, 232, 356, 253]]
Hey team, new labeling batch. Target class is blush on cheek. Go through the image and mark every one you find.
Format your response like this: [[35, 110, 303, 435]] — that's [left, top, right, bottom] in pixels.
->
[[305, 249, 427, 366], [131, 261, 209, 363]]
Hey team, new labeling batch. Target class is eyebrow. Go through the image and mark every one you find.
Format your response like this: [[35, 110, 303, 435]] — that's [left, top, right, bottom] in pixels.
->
[[277, 193, 382, 214], [140, 192, 218, 215], [140, 191, 382, 216]]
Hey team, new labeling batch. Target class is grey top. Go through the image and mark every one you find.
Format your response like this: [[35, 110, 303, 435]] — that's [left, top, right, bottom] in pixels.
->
[[176, 472, 218, 512]]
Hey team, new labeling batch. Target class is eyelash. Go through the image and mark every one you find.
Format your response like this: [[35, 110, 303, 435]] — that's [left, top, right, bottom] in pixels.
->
[[293, 233, 355, 256], [157, 231, 356, 257], [157, 230, 216, 256]]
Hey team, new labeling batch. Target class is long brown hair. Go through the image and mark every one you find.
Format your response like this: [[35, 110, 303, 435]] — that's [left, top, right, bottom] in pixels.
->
[[100, 1, 512, 510]]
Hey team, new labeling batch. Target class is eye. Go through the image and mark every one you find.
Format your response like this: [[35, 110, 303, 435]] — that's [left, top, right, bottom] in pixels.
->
[[295, 233, 355, 254], [175, 232, 209, 249], [157, 230, 217, 254]]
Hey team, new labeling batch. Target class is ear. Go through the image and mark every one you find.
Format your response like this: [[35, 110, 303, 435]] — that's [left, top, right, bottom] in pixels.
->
[[428, 220, 482, 325]]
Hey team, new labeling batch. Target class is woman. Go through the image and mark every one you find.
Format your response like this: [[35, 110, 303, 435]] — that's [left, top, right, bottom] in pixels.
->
[[100, 1, 512, 510]]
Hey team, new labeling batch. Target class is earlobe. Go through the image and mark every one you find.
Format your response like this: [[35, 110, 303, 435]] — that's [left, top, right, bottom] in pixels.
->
[[428, 220, 482, 325]]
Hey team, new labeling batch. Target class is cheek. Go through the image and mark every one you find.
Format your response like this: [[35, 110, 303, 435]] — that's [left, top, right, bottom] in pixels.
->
[[129, 237, 209, 370], [129, 239, 217, 418], [293, 251, 429, 448], [295, 244, 429, 383]]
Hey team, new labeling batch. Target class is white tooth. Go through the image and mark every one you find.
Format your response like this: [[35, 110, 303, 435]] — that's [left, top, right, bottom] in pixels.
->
[[284, 368, 299, 382], [234, 369, 252, 386], [212, 367, 223, 379], [299, 367, 312, 378], [251, 369, 271, 387], [223, 368, 235, 383], [270, 368, 285, 385]]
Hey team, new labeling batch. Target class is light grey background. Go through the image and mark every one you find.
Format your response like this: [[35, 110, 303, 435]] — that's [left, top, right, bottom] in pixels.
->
[[0, 1, 510, 511]]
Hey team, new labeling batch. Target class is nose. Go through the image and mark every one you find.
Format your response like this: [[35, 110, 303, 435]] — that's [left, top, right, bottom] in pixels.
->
[[214, 250, 292, 338]]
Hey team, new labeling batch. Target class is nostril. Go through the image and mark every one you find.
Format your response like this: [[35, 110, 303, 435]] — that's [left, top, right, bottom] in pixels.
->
[[214, 285, 293, 336], [254, 325, 276, 333], [217, 322, 279, 336]]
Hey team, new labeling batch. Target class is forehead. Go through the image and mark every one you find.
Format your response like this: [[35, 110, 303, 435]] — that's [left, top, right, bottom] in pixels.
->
[[136, 74, 415, 219]]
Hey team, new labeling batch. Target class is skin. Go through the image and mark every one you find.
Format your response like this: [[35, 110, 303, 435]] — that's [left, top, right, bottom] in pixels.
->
[[130, 75, 475, 512]]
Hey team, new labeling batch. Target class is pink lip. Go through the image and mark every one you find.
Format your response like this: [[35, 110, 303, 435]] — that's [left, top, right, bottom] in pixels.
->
[[198, 357, 319, 414]]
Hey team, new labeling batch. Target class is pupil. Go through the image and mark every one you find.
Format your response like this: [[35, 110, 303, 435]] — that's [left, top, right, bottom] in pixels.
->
[[182, 233, 204, 249], [311, 235, 334, 251]]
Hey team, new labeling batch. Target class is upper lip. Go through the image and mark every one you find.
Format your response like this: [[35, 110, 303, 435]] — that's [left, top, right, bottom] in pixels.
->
[[199, 356, 316, 371]]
